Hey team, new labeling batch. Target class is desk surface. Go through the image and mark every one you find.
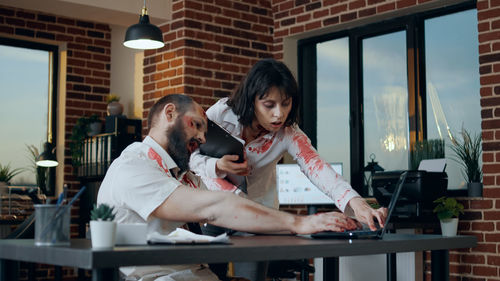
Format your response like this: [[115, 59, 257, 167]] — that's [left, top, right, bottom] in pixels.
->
[[0, 234, 476, 270]]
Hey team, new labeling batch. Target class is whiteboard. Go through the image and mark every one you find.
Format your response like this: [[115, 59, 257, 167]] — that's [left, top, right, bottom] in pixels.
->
[[277, 163, 342, 205]]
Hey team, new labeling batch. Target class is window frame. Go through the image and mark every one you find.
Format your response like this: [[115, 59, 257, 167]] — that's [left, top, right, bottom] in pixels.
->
[[298, 1, 476, 195], [0, 37, 59, 194]]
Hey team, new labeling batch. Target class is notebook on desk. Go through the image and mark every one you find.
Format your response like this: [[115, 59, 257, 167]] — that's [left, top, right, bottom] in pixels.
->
[[310, 171, 407, 239]]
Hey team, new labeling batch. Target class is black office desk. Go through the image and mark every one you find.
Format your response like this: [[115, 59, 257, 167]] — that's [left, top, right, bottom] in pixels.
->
[[0, 234, 476, 281]]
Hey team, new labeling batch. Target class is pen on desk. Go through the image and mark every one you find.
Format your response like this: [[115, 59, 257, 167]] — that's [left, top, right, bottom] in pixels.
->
[[56, 186, 68, 205], [56, 191, 64, 206]]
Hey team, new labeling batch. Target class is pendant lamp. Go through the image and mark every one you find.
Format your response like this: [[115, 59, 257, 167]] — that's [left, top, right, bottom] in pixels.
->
[[36, 141, 58, 168], [123, 0, 165, 50]]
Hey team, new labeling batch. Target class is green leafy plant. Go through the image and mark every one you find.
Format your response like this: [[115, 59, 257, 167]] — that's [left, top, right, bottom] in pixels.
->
[[106, 94, 120, 104], [70, 115, 102, 167], [26, 144, 48, 194], [410, 139, 445, 170], [433, 196, 464, 220], [449, 128, 482, 183], [90, 203, 116, 221], [88, 113, 101, 123], [0, 163, 25, 183]]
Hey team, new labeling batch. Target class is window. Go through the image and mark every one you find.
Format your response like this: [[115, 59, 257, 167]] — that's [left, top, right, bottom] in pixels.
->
[[316, 37, 351, 181], [0, 38, 58, 192], [299, 2, 478, 194], [424, 10, 480, 189], [363, 31, 409, 172]]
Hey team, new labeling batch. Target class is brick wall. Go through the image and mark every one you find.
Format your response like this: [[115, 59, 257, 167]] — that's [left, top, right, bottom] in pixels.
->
[[141, 0, 275, 134], [472, 0, 500, 279], [141, 0, 500, 280], [0, 5, 111, 280]]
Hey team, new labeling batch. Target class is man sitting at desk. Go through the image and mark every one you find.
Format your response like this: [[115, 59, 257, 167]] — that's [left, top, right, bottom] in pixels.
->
[[97, 94, 360, 281]]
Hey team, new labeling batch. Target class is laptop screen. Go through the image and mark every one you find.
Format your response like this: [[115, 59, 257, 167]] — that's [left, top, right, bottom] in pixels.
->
[[277, 163, 342, 205]]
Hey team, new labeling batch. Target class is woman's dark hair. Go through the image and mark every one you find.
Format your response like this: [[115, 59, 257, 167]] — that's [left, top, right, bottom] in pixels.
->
[[227, 59, 300, 127]]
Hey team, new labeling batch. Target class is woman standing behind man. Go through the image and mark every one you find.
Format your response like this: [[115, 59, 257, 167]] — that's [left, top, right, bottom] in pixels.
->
[[189, 58, 386, 280]]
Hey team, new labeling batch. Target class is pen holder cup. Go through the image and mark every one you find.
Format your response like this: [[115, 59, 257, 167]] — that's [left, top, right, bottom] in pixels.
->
[[34, 204, 71, 246]]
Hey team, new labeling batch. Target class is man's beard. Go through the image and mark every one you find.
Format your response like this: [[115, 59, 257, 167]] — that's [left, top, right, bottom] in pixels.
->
[[166, 118, 198, 174]]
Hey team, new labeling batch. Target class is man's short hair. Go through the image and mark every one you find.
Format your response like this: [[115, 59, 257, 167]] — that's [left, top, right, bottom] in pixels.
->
[[147, 94, 195, 130]]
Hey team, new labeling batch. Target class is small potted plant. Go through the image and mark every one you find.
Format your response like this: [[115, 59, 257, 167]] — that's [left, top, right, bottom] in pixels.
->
[[0, 163, 25, 186], [106, 94, 123, 116], [433, 196, 464, 236], [90, 203, 117, 248], [449, 128, 482, 197]]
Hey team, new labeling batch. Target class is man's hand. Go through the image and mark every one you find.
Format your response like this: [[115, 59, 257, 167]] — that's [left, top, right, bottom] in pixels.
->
[[294, 211, 359, 234], [216, 155, 250, 176], [346, 197, 388, 231]]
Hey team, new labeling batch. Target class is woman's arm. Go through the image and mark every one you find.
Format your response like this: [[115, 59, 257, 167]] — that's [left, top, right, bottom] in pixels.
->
[[284, 126, 386, 230], [285, 126, 358, 212]]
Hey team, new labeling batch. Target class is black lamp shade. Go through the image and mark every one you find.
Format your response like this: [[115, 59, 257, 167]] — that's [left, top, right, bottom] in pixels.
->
[[124, 14, 164, 50], [36, 142, 58, 168]]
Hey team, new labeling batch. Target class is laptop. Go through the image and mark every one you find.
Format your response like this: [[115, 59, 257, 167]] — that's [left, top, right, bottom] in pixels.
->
[[310, 171, 408, 239]]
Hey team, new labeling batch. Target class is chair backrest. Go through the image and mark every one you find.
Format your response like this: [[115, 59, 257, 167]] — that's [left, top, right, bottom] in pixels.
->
[[5, 214, 35, 239], [5, 189, 41, 239]]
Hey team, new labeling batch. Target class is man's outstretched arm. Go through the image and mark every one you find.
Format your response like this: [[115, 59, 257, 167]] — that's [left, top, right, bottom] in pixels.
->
[[152, 185, 358, 234]]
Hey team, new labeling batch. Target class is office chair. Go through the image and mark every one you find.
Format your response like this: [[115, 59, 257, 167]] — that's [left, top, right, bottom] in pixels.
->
[[267, 260, 315, 281], [5, 188, 40, 239]]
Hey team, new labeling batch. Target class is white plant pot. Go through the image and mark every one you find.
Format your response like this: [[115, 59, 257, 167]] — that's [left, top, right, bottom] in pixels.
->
[[90, 220, 116, 248], [440, 218, 458, 237]]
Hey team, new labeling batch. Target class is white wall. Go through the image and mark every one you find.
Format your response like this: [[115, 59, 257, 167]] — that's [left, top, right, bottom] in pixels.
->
[[110, 25, 143, 119]]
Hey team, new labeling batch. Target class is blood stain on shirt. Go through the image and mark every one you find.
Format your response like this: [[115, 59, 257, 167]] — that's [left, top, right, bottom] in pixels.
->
[[147, 148, 170, 174], [182, 174, 198, 188], [292, 133, 326, 175], [248, 135, 275, 154], [336, 190, 351, 208], [214, 178, 237, 192]]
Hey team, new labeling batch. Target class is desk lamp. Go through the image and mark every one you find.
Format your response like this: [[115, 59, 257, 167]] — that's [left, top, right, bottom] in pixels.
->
[[364, 153, 384, 196]]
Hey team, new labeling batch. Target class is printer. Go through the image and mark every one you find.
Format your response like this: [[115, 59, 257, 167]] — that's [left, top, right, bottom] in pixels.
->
[[372, 170, 447, 219]]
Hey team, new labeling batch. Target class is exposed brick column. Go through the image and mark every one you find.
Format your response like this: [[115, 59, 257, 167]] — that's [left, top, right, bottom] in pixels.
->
[[141, 0, 274, 135], [470, 0, 500, 279]]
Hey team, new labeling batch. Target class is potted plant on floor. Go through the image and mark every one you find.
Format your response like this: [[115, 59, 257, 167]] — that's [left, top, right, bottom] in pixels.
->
[[433, 196, 464, 236], [449, 128, 482, 197], [90, 203, 117, 248]]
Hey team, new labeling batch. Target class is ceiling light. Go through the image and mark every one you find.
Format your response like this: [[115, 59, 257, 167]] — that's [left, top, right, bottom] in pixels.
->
[[123, 1, 165, 50]]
